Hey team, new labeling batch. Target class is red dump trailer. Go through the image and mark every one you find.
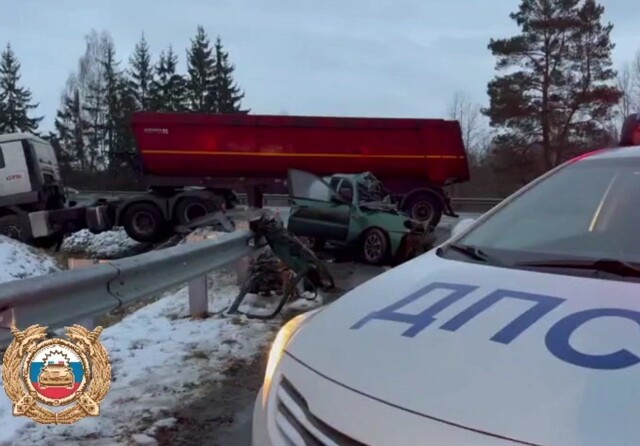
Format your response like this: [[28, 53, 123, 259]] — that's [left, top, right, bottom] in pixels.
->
[[130, 112, 469, 229]]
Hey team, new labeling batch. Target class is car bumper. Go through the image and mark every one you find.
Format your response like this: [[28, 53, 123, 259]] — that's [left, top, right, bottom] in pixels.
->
[[252, 353, 517, 445], [252, 387, 271, 446]]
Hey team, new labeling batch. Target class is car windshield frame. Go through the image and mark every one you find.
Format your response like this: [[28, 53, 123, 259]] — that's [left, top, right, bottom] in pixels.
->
[[439, 153, 640, 281]]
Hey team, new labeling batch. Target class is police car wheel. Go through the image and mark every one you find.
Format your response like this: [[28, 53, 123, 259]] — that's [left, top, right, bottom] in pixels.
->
[[362, 228, 388, 265]]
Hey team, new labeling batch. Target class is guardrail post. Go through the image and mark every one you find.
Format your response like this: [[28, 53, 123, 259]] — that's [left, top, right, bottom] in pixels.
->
[[189, 275, 208, 318]]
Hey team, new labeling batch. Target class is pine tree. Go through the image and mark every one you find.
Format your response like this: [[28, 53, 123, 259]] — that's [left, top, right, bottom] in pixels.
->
[[0, 43, 43, 133], [209, 36, 248, 113], [55, 88, 89, 171], [101, 41, 139, 173], [484, 0, 621, 170], [128, 33, 154, 110], [102, 41, 123, 167], [150, 45, 186, 111], [186, 26, 215, 111]]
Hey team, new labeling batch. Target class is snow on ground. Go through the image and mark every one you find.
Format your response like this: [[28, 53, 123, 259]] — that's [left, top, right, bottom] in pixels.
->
[[61, 228, 143, 259], [0, 235, 61, 284], [0, 265, 325, 445]]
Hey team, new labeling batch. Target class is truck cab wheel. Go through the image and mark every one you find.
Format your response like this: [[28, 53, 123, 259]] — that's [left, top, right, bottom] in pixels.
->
[[174, 197, 217, 226], [404, 194, 443, 227], [361, 228, 389, 265], [0, 214, 31, 243], [122, 203, 167, 243]]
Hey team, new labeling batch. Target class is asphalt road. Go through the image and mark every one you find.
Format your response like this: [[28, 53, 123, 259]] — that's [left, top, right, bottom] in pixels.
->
[[152, 211, 480, 446]]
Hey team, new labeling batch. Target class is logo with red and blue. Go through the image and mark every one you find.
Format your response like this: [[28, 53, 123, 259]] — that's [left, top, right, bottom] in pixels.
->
[[24, 341, 89, 406]]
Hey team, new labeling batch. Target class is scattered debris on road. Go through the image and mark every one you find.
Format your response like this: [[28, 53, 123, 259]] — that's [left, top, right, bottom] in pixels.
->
[[227, 209, 334, 319]]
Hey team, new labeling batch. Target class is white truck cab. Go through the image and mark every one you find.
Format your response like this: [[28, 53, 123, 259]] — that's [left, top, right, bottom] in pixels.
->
[[0, 133, 109, 246]]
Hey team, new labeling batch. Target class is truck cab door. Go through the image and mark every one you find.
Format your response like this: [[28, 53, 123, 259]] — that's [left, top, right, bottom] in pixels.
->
[[287, 169, 351, 242], [0, 141, 31, 198]]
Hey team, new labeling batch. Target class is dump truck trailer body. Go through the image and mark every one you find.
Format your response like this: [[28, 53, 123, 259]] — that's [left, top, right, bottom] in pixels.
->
[[132, 112, 470, 224]]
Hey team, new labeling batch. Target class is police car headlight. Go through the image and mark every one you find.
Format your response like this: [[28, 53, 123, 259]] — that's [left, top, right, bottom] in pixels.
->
[[262, 308, 322, 403]]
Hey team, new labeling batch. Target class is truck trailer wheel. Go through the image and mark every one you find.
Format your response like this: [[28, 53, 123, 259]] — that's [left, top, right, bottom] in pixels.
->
[[0, 214, 31, 243], [174, 197, 217, 226], [403, 193, 443, 227], [122, 203, 167, 243]]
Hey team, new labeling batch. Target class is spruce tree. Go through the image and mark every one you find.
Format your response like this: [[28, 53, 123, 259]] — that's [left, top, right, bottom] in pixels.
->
[[186, 26, 215, 111], [0, 43, 43, 133], [102, 41, 123, 165], [128, 33, 154, 110], [55, 88, 89, 171], [484, 0, 621, 170], [150, 45, 186, 111], [210, 36, 248, 113]]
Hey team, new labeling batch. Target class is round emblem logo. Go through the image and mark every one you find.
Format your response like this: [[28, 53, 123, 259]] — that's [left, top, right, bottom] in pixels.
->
[[2, 324, 111, 424], [23, 339, 90, 406]]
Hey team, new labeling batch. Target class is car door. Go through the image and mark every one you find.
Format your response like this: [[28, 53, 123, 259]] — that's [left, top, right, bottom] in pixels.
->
[[287, 169, 351, 241]]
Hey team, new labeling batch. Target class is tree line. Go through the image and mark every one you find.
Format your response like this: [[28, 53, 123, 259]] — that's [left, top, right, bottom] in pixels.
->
[[0, 1, 637, 195], [0, 25, 247, 187]]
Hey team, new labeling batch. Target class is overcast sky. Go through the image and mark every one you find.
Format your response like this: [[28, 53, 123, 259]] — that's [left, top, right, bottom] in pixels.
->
[[1, 0, 638, 131]]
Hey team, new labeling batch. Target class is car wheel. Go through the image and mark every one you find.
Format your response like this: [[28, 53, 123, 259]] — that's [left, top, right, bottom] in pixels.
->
[[123, 203, 167, 243], [361, 228, 389, 265]]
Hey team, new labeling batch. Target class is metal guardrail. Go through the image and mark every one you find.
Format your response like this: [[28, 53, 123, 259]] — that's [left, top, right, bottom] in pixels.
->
[[74, 190, 503, 211], [0, 230, 257, 346]]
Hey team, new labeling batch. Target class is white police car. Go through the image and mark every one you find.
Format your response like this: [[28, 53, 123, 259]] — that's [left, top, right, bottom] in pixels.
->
[[252, 145, 640, 446]]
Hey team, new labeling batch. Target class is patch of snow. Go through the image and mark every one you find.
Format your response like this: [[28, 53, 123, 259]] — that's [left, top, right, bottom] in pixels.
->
[[131, 433, 157, 446], [0, 235, 60, 284], [62, 228, 142, 259], [0, 268, 324, 444], [143, 417, 176, 436], [178, 227, 226, 244]]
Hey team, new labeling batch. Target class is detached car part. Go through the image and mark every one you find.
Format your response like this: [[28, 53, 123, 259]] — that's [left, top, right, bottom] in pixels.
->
[[227, 209, 335, 319]]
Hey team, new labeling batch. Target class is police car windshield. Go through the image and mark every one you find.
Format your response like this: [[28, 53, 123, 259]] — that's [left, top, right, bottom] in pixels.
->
[[455, 155, 640, 267]]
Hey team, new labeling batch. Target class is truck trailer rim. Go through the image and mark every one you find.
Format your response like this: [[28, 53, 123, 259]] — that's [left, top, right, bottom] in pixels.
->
[[412, 202, 435, 222], [183, 203, 209, 222], [132, 211, 156, 235]]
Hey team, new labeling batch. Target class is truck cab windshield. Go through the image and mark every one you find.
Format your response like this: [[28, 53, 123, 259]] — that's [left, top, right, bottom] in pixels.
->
[[449, 156, 640, 270]]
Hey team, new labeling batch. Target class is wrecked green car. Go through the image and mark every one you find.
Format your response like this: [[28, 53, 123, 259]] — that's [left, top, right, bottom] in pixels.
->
[[286, 169, 437, 265]]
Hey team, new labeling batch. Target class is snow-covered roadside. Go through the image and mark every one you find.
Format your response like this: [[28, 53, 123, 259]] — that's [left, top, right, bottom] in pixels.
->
[[0, 235, 61, 283], [0, 266, 324, 445], [61, 228, 144, 259]]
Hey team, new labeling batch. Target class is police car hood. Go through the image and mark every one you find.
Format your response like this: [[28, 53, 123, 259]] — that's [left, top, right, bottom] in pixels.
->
[[285, 253, 640, 445]]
